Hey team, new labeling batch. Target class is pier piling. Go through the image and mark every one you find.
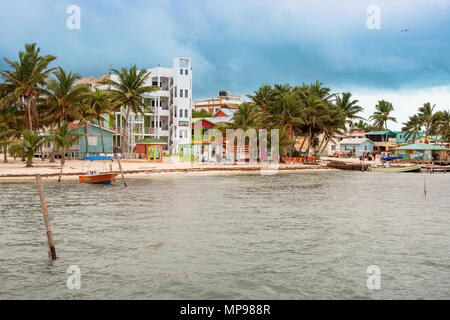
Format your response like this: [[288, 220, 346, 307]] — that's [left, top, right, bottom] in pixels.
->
[[35, 174, 57, 260], [114, 151, 127, 187]]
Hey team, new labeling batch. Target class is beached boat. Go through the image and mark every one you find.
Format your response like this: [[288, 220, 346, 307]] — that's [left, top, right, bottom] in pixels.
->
[[370, 164, 422, 173], [79, 172, 117, 184], [79, 156, 117, 184]]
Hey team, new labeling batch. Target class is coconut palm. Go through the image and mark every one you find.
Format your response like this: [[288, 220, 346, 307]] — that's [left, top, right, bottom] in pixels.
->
[[0, 43, 56, 131], [43, 67, 89, 126], [353, 120, 373, 132], [402, 114, 423, 143], [87, 88, 118, 153], [335, 92, 364, 131], [9, 129, 48, 167], [0, 112, 16, 163], [49, 123, 84, 165], [225, 102, 258, 130], [418, 102, 440, 142], [369, 100, 396, 147], [74, 103, 95, 155], [108, 65, 159, 154], [42, 67, 89, 161], [435, 110, 450, 144]]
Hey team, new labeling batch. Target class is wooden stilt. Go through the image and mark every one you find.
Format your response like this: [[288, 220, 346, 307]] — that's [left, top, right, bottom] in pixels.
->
[[114, 151, 127, 187], [35, 175, 57, 260], [58, 164, 64, 183], [424, 177, 427, 197]]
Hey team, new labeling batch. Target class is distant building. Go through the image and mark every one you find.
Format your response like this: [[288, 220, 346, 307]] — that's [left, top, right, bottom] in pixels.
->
[[340, 138, 374, 156], [194, 91, 242, 114], [66, 122, 116, 157], [392, 143, 448, 162], [95, 57, 192, 155]]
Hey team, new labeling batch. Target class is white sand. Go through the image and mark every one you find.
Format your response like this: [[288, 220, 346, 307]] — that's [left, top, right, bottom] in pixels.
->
[[0, 155, 337, 182]]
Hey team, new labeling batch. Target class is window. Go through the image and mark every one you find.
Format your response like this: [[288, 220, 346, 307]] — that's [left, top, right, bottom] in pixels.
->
[[88, 136, 98, 146], [151, 100, 155, 107], [185, 69, 188, 75], [185, 109, 188, 118], [184, 89, 188, 98], [180, 69, 183, 75], [179, 109, 183, 118], [179, 130, 183, 138], [331, 145, 336, 151], [180, 89, 183, 97]]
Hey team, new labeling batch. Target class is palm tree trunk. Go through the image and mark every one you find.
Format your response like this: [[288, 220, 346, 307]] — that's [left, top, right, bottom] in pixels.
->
[[26, 156, 33, 167], [122, 106, 131, 155], [61, 148, 65, 166], [49, 142, 56, 163], [3, 145, 8, 163], [305, 126, 312, 159], [289, 124, 293, 164], [385, 119, 388, 152], [84, 122, 89, 156], [26, 97, 33, 131], [98, 116, 106, 154]]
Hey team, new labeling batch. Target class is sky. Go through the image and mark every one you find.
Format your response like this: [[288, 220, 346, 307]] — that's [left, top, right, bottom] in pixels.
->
[[0, 0, 449, 129]]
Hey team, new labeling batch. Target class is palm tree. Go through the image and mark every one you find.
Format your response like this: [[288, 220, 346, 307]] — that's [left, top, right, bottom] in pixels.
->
[[352, 120, 372, 132], [0, 113, 16, 163], [418, 102, 440, 143], [87, 88, 118, 153], [369, 100, 396, 149], [0, 43, 56, 130], [435, 110, 450, 144], [108, 65, 159, 154], [74, 103, 95, 155], [42, 67, 89, 161], [247, 84, 274, 113], [9, 129, 48, 167], [225, 102, 258, 130], [49, 123, 84, 165], [43, 67, 89, 125], [335, 92, 364, 131], [402, 114, 423, 143]]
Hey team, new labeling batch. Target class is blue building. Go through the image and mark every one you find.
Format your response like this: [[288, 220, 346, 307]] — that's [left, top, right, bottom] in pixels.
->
[[340, 138, 374, 156], [67, 122, 116, 157]]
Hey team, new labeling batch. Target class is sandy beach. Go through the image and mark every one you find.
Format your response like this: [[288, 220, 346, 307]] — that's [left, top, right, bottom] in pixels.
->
[[0, 155, 342, 181]]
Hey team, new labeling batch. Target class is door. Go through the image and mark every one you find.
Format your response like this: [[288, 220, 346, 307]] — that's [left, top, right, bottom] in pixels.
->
[[148, 145, 155, 161]]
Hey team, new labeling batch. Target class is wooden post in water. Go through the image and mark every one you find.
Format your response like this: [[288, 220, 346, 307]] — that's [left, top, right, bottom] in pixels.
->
[[114, 149, 127, 187], [424, 177, 427, 197], [58, 164, 64, 183], [35, 174, 57, 260]]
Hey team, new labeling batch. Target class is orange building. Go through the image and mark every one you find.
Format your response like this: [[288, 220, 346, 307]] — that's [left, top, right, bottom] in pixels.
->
[[194, 91, 242, 114]]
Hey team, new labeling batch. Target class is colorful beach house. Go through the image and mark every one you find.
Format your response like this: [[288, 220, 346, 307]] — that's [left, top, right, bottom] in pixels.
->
[[66, 122, 116, 158], [340, 138, 374, 156], [135, 138, 165, 162], [391, 143, 448, 163], [191, 118, 222, 162]]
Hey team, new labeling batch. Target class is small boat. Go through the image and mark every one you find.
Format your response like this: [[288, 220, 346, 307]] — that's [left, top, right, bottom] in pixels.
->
[[370, 164, 422, 173], [79, 171, 117, 184], [79, 156, 117, 184]]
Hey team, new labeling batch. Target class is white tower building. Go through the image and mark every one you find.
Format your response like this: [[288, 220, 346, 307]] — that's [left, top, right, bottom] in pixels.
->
[[108, 58, 192, 155]]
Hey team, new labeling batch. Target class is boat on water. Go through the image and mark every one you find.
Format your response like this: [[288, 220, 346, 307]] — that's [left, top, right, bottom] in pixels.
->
[[370, 164, 422, 173], [79, 156, 117, 184]]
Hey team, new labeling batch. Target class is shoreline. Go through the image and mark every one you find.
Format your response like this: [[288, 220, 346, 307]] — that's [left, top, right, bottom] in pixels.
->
[[0, 157, 341, 182]]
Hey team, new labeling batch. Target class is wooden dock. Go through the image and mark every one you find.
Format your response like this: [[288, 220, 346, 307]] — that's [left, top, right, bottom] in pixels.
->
[[327, 161, 370, 171], [423, 164, 449, 173]]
